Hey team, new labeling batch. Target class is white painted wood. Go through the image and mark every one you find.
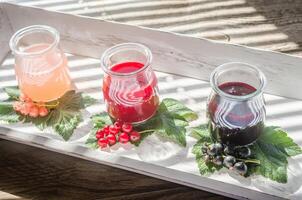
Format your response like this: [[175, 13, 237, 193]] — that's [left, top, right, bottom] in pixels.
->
[[0, 3, 12, 63], [1, 2, 302, 101], [1, 52, 300, 200], [0, 127, 285, 200], [0, 3, 302, 200]]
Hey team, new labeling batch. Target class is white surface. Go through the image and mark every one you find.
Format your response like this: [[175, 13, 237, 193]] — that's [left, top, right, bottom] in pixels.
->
[[1, 2, 302, 101], [0, 4, 12, 63], [0, 3, 302, 200]]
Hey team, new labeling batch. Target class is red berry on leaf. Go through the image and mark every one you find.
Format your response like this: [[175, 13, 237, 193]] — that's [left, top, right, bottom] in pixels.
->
[[96, 130, 105, 139], [107, 134, 117, 146], [109, 125, 119, 135], [103, 125, 109, 131], [130, 131, 141, 142], [119, 132, 130, 144], [13, 101, 22, 112], [20, 103, 30, 115], [114, 121, 122, 131], [103, 126, 110, 136], [98, 138, 108, 148], [122, 123, 133, 133], [29, 106, 39, 118], [38, 106, 49, 117], [19, 93, 31, 102]]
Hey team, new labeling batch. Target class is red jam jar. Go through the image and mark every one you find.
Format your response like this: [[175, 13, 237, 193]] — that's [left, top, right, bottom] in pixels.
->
[[101, 43, 159, 124]]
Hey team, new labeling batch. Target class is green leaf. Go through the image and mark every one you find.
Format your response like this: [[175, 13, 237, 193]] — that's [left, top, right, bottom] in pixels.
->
[[85, 113, 113, 148], [259, 126, 302, 157], [22, 90, 84, 141], [251, 126, 302, 183], [192, 124, 302, 183], [86, 98, 198, 148], [190, 124, 211, 142], [91, 113, 112, 128], [252, 141, 288, 183], [192, 140, 223, 175], [81, 95, 98, 108], [159, 98, 198, 122], [0, 102, 20, 123], [85, 127, 99, 149], [4, 86, 20, 100], [0, 87, 95, 141], [139, 98, 198, 147]]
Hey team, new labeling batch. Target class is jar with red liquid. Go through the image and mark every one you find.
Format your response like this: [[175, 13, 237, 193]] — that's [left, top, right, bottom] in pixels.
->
[[101, 43, 159, 124], [207, 62, 267, 146]]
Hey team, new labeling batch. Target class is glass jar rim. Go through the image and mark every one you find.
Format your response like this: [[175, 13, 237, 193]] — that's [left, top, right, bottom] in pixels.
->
[[9, 25, 60, 57], [100, 43, 152, 77], [210, 62, 267, 101]]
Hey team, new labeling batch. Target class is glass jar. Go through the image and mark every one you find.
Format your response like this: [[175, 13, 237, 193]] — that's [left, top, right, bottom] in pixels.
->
[[207, 62, 267, 146], [101, 43, 159, 124], [9, 25, 72, 102]]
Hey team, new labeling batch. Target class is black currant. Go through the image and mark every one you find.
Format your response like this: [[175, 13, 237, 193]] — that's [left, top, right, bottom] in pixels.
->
[[224, 145, 235, 156], [204, 154, 211, 164], [223, 155, 236, 168], [207, 143, 223, 156], [201, 146, 208, 154], [214, 143, 223, 154], [207, 144, 217, 156], [213, 155, 223, 166], [233, 162, 248, 176], [236, 146, 251, 158]]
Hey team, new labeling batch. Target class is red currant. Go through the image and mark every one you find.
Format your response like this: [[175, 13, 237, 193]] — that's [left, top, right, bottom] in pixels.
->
[[114, 121, 122, 131], [119, 132, 130, 144], [107, 134, 117, 146], [109, 125, 119, 135], [98, 138, 108, 148], [103, 125, 110, 131], [13, 101, 22, 112], [129, 131, 141, 142], [102, 128, 110, 136], [96, 130, 105, 139], [38, 106, 49, 117], [122, 123, 133, 133], [29, 106, 39, 118]]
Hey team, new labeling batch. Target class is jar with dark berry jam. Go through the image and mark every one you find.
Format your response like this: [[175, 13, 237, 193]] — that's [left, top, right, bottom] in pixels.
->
[[207, 62, 267, 146]]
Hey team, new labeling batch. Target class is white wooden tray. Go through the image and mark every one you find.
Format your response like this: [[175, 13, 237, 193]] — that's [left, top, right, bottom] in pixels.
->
[[1, 3, 302, 200]]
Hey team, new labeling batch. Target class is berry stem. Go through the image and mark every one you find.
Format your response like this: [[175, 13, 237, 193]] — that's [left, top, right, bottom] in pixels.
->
[[44, 101, 60, 108], [221, 155, 260, 164], [237, 158, 260, 164], [138, 129, 157, 134]]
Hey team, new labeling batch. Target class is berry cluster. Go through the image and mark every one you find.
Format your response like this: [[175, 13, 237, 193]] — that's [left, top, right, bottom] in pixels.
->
[[202, 143, 254, 176], [13, 93, 49, 118], [96, 122, 141, 148]]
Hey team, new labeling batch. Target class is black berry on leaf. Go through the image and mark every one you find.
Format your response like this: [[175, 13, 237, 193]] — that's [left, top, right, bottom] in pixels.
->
[[223, 155, 236, 168], [233, 162, 248, 176], [213, 155, 223, 166], [236, 146, 251, 158]]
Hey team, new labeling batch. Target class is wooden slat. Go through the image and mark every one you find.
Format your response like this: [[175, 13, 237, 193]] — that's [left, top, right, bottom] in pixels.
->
[[2, 2, 302, 100], [0, 139, 231, 200]]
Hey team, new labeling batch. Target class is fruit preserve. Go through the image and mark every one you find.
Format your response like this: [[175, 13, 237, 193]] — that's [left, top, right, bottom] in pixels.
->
[[101, 43, 159, 124], [207, 62, 266, 146]]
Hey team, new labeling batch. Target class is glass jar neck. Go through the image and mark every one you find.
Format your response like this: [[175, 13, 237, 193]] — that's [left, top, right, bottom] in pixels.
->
[[9, 25, 60, 57], [210, 62, 266, 101], [100, 43, 152, 77]]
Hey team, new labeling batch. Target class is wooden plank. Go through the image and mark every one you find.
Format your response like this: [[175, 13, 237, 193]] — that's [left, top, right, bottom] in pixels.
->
[[0, 4, 12, 63], [2, 2, 302, 101], [0, 139, 231, 200], [0, 127, 284, 200]]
